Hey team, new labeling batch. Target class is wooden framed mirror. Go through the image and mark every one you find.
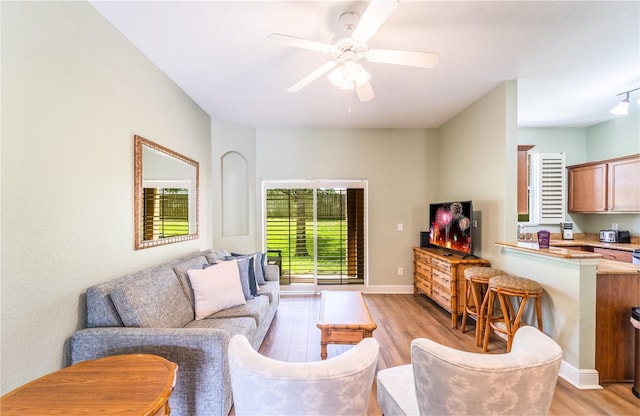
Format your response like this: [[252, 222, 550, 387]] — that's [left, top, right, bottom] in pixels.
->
[[134, 135, 199, 249]]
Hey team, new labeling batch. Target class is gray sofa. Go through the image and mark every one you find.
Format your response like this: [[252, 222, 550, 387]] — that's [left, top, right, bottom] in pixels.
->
[[70, 249, 279, 416]]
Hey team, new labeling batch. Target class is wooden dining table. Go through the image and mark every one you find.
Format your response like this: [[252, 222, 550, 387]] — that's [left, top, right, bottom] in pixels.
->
[[1, 354, 177, 415]]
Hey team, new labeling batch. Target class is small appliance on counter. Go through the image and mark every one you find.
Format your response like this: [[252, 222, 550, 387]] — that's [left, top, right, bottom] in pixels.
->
[[599, 230, 631, 243], [561, 222, 574, 240]]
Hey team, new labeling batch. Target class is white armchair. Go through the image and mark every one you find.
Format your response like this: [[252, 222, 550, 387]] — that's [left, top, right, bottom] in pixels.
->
[[377, 326, 562, 415], [228, 334, 379, 416]]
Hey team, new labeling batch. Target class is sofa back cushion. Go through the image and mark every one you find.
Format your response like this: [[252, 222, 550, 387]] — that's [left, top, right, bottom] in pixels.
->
[[110, 267, 194, 327], [172, 255, 211, 307]]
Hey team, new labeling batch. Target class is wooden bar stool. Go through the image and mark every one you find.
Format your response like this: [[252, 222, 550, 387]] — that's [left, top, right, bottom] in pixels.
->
[[483, 274, 544, 352], [460, 267, 506, 347]]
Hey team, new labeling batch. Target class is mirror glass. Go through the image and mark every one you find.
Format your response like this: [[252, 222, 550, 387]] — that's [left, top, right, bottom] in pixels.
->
[[134, 135, 199, 249]]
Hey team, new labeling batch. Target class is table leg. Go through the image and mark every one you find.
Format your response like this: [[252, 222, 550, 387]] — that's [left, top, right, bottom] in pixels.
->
[[320, 329, 328, 360]]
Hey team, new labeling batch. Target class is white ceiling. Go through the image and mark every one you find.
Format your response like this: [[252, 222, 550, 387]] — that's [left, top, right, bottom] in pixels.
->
[[90, 1, 640, 129]]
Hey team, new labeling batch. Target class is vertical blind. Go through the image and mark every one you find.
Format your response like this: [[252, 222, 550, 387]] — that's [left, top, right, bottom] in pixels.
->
[[265, 186, 365, 285]]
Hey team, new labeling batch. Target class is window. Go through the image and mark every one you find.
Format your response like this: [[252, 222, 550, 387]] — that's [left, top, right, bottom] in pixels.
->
[[263, 181, 367, 289], [529, 153, 566, 224]]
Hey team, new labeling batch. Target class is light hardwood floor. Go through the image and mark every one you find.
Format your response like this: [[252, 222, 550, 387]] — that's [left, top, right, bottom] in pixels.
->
[[258, 293, 639, 415]]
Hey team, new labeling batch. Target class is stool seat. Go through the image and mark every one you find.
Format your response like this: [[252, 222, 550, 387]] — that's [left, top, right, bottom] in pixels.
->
[[483, 274, 544, 352], [460, 267, 506, 347], [489, 274, 543, 295], [464, 266, 506, 280]]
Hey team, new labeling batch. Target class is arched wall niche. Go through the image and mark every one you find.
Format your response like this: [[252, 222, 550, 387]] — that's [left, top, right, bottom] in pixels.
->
[[221, 151, 249, 236]]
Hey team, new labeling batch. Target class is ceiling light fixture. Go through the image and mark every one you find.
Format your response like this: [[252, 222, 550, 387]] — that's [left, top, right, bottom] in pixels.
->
[[610, 87, 639, 115], [328, 60, 370, 91]]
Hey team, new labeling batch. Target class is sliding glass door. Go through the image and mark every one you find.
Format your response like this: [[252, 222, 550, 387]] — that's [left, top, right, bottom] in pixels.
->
[[263, 181, 367, 292]]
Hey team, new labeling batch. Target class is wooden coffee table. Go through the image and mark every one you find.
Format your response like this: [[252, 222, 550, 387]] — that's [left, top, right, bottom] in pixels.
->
[[317, 290, 377, 360], [1, 354, 177, 415]]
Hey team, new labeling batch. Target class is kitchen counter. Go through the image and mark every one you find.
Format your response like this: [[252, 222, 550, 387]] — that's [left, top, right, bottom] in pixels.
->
[[550, 238, 640, 252], [495, 241, 640, 274], [597, 259, 640, 274], [495, 241, 602, 259]]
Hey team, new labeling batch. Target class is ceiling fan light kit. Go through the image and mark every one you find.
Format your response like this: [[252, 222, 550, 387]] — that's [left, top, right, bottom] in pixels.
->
[[269, 0, 439, 103], [609, 87, 639, 115]]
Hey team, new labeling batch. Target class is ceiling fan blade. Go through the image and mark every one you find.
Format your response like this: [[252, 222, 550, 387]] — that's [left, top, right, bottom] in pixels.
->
[[366, 49, 439, 68], [287, 61, 338, 93], [355, 81, 375, 102], [352, 0, 398, 42], [268, 33, 333, 53]]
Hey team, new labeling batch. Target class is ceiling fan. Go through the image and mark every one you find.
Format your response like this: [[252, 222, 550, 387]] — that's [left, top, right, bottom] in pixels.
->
[[268, 0, 439, 102]]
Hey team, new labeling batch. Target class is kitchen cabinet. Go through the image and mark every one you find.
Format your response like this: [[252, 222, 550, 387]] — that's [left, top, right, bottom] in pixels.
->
[[596, 272, 640, 382], [593, 247, 633, 263], [608, 156, 640, 212], [567, 154, 640, 213]]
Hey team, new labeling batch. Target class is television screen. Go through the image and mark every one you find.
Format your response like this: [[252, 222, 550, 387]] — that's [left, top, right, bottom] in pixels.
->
[[428, 201, 473, 255]]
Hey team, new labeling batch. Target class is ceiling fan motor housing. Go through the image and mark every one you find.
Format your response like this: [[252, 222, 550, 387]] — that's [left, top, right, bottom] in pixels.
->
[[339, 12, 360, 32]]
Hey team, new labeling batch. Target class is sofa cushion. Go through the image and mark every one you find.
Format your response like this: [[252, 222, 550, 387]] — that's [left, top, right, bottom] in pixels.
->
[[231, 257, 253, 300], [85, 253, 201, 328], [226, 255, 258, 296], [110, 267, 193, 328], [200, 248, 230, 264], [206, 294, 270, 327], [188, 260, 246, 320], [172, 255, 210, 307], [232, 252, 266, 285], [257, 281, 279, 304], [184, 316, 257, 340]]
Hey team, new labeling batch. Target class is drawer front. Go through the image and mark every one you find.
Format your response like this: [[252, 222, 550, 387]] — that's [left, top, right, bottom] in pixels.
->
[[415, 279, 431, 295], [431, 285, 452, 311], [415, 261, 432, 278], [415, 250, 432, 264], [431, 268, 452, 288], [594, 247, 632, 263], [431, 257, 452, 273]]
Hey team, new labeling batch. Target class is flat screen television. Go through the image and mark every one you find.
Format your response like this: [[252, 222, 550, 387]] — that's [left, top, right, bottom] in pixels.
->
[[428, 201, 473, 256]]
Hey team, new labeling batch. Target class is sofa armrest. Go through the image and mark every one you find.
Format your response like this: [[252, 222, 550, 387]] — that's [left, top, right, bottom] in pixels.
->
[[70, 327, 232, 416], [265, 264, 280, 281]]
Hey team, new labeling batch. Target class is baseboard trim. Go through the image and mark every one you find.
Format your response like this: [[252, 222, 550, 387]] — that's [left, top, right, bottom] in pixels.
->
[[559, 360, 601, 390]]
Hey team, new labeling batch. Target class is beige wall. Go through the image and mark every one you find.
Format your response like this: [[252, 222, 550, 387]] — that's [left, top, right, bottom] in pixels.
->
[[252, 128, 439, 290], [518, 119, 640, 236], [586, 111, 640, 161], [211, 119, 258, 253], [436, 82, 518, 262], [1, 2, 212, 393]]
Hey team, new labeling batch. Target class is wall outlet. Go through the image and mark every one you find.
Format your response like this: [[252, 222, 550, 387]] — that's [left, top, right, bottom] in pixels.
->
[[472, 220, 478, 228], [397, 267, 404, 276], [397, 223, 403, 232], [612, 223, 618, 231]]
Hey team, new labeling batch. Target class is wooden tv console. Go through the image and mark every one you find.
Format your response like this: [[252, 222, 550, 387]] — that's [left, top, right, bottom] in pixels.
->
[[413, 247, 490, 328]]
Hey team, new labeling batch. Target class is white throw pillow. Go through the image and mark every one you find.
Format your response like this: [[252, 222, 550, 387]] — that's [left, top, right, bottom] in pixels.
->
[[187, 260, 246, 320]]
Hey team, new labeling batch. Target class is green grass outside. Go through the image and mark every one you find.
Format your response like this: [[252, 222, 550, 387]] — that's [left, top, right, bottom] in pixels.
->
[[266, 218, 347, 274]]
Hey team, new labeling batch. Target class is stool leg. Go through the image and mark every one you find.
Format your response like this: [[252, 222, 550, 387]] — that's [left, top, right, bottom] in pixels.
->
[[497, 291, 514, 352], [483, 290, 495, 352], [472, 283, 484, 347], [476, 285, 489, 347], [510, 296, 529, 352], [460, 281, 471, 333], [535, 296, 543, 332]]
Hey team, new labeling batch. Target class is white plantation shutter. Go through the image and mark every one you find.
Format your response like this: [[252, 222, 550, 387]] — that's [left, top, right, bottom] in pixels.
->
[[530, 153, 566, 224]]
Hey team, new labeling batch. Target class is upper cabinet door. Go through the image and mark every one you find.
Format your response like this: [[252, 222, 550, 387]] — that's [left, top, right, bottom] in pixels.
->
[[567, 163, 607, 212], [608, 156, 640, 212], [567, 154, 640, 214]]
